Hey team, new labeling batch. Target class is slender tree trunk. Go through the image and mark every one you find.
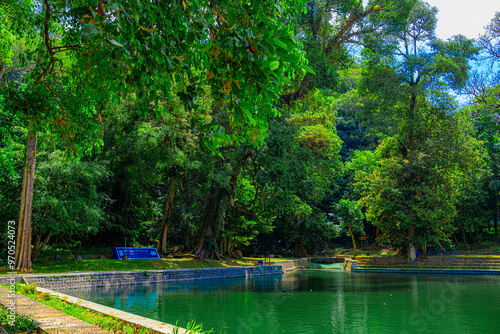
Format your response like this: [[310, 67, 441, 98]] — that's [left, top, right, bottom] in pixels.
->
[[409, 99, 416, 145], [348, 223, 357, 256], [461, 226, 467, 244], [436, 239, 446, 255], [40, 233, 51, 251], [494, 210, 498, 236], [31, 234, 42, 263], [15, 127, 37, 271], [160, 176, 176, 254]]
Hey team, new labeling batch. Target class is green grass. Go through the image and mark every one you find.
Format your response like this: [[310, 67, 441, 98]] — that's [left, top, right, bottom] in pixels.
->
[[0, 304, 38, 334], [0, 256, 257, 275]]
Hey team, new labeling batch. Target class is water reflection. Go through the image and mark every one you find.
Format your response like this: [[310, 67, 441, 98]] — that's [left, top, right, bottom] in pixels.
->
[[66, 270, 500, 334]]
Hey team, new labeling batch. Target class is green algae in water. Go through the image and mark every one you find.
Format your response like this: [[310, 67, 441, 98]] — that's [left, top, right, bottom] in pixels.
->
[[67, 270, 500, 333]]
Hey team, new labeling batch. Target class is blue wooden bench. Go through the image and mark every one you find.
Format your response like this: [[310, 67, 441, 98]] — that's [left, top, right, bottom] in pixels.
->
[[112, 247, 160, 260], [428, 248, 457, 255], [443, 248, 457, 255], [428, 248, 440, 255]]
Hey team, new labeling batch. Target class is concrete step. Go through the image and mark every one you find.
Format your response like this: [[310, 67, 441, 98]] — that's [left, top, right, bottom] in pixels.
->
[[355, 256, 500, 269]]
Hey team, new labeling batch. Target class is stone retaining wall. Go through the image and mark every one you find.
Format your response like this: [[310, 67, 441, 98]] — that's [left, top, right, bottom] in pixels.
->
[[352, 268, 500, 275], [355, 256, 500, 269], [23, 265, 283, 291]]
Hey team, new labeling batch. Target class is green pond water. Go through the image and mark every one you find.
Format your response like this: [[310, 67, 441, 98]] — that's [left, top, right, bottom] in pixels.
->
[[67, 270, 500, 333]]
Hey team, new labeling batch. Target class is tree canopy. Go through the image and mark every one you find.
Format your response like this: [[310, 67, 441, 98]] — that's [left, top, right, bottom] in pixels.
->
[[1, 1, 499, 267]]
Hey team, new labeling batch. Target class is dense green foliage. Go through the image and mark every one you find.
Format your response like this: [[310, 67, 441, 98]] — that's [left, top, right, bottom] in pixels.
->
[[0, 0, 499, 262]]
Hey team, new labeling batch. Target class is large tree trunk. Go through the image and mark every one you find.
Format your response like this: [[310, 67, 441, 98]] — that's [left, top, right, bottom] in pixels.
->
[[294, 242, 307, 257], [408, 244, 417, 261], [193, 151, 256, 259], [160, 176, 176, 254], [15, 127, 37, 271], [194, 182, 223, 259]]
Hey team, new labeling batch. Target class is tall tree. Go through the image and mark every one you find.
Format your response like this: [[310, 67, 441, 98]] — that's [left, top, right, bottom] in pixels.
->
[[333, 199, 364, 256], [354, 109, 485, 257], [358, 0, 480, 259], [470, 11, 500, 234], [1, 0, 310, 270], [31, 149, 111, 262], [251, 89, 343, 255]]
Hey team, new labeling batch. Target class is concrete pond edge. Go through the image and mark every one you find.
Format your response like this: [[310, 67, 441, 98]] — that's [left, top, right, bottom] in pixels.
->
[[18, 263, 309, 334], [8, 257, 500, 333]]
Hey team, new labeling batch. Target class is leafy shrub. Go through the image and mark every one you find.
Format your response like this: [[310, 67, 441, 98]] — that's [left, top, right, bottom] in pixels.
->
[[18, 283, 37, 295]]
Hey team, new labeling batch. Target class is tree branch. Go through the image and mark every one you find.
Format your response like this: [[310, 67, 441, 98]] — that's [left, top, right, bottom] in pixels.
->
[[228, 195, 264, 224]]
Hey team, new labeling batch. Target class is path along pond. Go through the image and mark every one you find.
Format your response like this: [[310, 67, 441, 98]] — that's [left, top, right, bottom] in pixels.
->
[[66, 270, 500, 333]]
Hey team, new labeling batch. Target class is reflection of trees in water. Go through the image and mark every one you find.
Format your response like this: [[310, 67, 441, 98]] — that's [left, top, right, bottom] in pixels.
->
[[281, 271, 303, 291], [68, 272, 472, 300], [68, 274, 285, 300], [63, 272, 497, 334], [281, 270, 437, 293]]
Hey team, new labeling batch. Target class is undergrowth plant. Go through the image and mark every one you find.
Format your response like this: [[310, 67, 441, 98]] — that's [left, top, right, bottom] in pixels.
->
[[173, 319, 227, 334], [0, 305, 38, 333]]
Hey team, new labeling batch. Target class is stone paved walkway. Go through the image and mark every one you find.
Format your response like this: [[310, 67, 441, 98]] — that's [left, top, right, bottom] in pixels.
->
[[0, 286, 110, 333]]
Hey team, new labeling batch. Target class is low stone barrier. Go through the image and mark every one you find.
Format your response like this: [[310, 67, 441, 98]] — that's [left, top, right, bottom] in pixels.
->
[[272, 258, 309, 271], [23, 265, 283, 291], [342, 259, 358, 272]]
